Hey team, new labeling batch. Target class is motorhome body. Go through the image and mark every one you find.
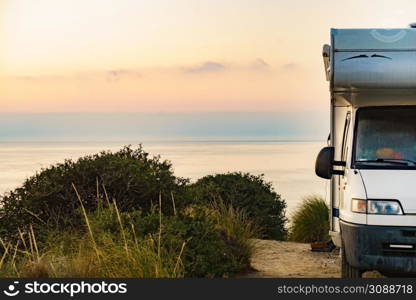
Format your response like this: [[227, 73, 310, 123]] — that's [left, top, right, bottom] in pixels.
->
[[316, 27, 416, 277]]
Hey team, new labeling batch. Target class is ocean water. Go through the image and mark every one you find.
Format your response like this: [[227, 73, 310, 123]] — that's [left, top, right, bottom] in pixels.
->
[[0, 140, 328, 214]]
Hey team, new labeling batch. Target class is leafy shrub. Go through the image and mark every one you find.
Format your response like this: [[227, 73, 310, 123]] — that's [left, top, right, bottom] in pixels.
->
[[0, 145, 187, 240], [188, 173, 287, 240], [289, 195, 329, 243], [128, 204, 256, 277], [0, 146, 283, 277], [0, 200, 256, 278]]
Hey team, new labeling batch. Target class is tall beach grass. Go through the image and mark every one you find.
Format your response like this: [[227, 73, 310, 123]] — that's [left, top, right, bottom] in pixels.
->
[[0, 187, 257, 278], [289, 195, 329, 243]]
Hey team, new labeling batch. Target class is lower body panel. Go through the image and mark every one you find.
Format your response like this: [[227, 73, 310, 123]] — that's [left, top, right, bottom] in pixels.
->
[[340, 220, 416, 274]]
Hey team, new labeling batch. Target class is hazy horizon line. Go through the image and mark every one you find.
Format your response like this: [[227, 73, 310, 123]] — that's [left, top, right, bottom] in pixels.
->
[[0, 137, 326, 143], [0, 111, 329, 141]]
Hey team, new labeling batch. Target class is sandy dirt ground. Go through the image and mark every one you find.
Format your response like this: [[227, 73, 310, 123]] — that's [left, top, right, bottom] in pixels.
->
[[247, 239, 381, 278]]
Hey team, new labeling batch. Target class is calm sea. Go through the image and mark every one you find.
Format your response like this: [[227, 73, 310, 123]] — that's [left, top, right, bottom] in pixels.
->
[[0, 140, 327, 214]]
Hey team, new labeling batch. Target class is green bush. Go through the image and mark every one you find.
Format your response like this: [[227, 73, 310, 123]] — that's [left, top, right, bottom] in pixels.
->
[[0, 145, 187, 240], [0, 201, 256, 278], [188, 173, 287, 240], [129, 204, 256, 277], [289, 195, 329, 243], [0, 146, 283, 277]]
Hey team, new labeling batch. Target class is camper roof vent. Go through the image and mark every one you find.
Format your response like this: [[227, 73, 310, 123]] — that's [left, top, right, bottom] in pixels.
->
[[409, 23, 416, 28]]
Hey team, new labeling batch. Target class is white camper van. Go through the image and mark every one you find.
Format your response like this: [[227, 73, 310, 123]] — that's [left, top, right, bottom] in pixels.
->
[[316, 25, 416, 277]]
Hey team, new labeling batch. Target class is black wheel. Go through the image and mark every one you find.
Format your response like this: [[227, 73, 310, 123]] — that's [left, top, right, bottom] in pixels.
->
[[341, 242, 363, 278]]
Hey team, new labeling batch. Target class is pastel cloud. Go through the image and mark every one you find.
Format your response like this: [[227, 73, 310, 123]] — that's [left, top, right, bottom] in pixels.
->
[[183, 58, 272, 74], [281, 63, 298, 71], [106, 69, 142, 82], [5, 69, 143, 83], [184, 61, 226, 74], [5, 58, 277, 83], [250, 58, 270, 70]]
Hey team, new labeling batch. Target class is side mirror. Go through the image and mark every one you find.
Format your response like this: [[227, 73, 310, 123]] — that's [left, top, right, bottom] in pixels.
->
[[315, 146, 345, 179], [315, 147, 334, 179]]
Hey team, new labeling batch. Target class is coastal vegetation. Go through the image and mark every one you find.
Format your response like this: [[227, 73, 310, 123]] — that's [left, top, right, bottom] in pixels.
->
[[0, 145, 287, 277], [289, 195, 330, 243]]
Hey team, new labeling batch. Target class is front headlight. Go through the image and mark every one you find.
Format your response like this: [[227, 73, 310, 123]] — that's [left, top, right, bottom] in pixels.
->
[[367, 200, 403, 215]]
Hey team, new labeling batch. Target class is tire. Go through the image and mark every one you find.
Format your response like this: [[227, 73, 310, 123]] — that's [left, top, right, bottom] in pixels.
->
[[341, 241, 363, 278]]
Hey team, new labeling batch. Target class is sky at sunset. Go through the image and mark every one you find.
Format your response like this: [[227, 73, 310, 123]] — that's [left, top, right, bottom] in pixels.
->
[[1, 0, 416, 139]]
